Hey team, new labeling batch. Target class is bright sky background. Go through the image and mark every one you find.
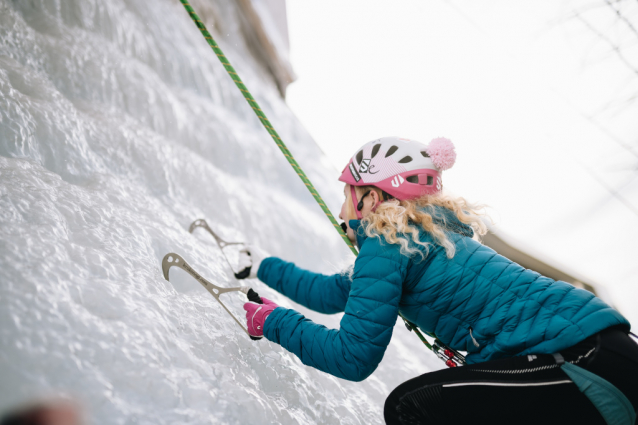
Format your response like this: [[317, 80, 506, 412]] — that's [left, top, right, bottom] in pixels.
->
[[284, 1, 638, 324]]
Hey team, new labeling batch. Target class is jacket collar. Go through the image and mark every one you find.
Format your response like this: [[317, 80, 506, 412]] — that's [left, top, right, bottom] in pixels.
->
[[348, 219, 367, 249], [348, 205, 474, 249]]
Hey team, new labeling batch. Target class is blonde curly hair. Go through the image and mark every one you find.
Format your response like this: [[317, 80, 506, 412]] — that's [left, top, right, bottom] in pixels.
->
[[346, 185, 487, 259]]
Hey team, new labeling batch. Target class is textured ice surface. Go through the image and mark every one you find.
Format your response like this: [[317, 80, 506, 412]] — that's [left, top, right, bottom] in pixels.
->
[[0, 1, 440, 423]]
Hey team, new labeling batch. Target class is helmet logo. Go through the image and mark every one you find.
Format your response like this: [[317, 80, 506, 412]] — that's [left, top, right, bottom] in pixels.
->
[[358, 158, 379, 175], [391, 175, 405, 188], [436, 176, 442, 191], [349, 162, 361, 182]]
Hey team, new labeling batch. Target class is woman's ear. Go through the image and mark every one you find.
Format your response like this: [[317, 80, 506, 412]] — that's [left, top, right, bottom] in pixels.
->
[[361, 190, 380, 216], [369, 189, 380, 206]]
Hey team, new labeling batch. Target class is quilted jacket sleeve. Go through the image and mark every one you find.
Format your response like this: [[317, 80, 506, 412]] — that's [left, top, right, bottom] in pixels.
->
[[257, 257, 352, 314], [262, 237, 407, 382]]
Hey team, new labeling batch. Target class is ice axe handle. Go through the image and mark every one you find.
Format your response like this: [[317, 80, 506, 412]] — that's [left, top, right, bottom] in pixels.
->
[[246, 288, 264, 341], [234, 249, 251, 279], [234, 267, 251, 280], [246, 288, 263, 304]]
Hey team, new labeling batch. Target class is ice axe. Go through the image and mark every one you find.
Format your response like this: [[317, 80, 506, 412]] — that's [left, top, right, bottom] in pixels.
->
[[189, 219, 252, 279], [161, 252, 263, 340]]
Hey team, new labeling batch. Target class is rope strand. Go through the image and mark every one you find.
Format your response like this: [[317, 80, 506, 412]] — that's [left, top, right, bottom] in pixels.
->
[[178, 0, 462, 365], [178, 0, 357, 256]]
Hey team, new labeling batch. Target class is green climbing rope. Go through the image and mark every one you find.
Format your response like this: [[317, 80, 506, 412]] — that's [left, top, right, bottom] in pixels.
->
[[178, 0, 357, 256], [178, 0, 450, 362]]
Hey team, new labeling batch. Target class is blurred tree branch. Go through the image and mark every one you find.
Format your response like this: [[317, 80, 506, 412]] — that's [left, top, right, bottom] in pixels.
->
[[565, 0, 638, 213]]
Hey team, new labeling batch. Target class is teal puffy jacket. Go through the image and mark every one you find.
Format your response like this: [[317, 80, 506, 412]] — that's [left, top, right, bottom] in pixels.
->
[[260, 207, 629, 382]]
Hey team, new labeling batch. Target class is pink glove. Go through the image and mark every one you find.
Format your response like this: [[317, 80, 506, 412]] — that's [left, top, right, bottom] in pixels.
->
[[243, 297, 278, 338]]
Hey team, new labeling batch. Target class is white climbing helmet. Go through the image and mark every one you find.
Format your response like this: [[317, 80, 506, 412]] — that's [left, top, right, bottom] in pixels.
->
[[338, 136, 456, 201]]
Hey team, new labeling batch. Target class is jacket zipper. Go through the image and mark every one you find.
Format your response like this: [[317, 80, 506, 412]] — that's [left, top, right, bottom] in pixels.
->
[[473, 346, 596, 374]]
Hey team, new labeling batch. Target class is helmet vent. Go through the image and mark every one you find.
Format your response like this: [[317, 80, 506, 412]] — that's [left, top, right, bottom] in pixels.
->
[[398, 156, 413, 163], [427, 175, 433, 185], [421, 151, 430, 158], [406, 175, 419, 183], [371, 144, 381, 158], [356, 150, 364, 165], [385, 145, 398, 157]]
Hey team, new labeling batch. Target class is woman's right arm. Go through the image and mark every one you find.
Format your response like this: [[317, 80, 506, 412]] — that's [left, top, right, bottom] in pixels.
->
[[257, 257, 351, 314]]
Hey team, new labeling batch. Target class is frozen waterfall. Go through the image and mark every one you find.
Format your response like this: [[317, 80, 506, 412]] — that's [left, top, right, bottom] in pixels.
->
[[0, 1, 439, 423]]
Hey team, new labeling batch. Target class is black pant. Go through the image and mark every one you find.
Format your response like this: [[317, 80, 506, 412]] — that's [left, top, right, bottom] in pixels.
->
[[384, 327, 638, 424]]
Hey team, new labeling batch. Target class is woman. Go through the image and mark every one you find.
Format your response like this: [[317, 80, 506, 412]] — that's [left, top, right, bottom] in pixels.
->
[[240, 137, 637, 424]]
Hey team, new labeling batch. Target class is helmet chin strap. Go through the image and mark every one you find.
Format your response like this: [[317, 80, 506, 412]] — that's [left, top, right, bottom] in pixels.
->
[[350, 185, 363, 220]]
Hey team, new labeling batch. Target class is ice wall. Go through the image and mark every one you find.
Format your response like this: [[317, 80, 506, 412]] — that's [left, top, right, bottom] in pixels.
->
[[0, 1, 439, 423]]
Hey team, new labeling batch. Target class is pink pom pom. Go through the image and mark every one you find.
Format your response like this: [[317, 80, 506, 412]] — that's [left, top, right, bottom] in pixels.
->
[[426, 137, 456, 171]]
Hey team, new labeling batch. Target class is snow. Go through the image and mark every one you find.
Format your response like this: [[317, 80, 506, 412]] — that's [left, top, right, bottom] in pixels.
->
[[0, 1, 439, 423]]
